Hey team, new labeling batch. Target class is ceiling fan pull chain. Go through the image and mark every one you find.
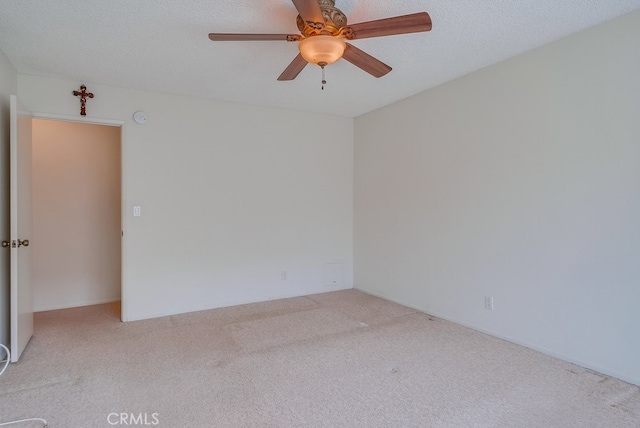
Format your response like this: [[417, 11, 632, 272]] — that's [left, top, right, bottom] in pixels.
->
[[321, 63, 327, 90]]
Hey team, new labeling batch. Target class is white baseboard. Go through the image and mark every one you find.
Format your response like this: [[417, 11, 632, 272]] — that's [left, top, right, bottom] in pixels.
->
[[354, 287, 639, 387], [34, 298, 121, 313], [123, 285, 353, 322]]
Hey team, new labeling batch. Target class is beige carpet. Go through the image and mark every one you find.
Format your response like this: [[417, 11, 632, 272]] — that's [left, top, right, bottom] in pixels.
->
[[0, 290, 638, 427]]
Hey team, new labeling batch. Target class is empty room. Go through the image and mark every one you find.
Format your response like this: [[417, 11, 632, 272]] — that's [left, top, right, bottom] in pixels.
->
[[1, 1, 639, 427]]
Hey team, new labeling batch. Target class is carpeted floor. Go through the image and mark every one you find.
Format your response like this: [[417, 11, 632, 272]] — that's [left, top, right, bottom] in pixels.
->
[[0, 289, 638, 427]]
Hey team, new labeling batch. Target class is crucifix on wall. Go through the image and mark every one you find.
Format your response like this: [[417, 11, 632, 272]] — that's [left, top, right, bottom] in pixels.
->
[[72, 84, 94, 116]]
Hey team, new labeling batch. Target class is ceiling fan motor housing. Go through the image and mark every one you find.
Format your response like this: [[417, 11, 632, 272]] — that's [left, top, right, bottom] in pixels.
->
[[297, 0, 347, 37]]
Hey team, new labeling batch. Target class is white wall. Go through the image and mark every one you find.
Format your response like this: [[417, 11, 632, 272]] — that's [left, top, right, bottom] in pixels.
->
[[354, 10, 640, 385], [0, 49, 18, 347], [32, 119, 121, 311], [18, 76, 353, 321]]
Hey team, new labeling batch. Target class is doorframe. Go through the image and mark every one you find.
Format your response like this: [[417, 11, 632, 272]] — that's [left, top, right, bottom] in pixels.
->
[[31, 112, 128, 321]]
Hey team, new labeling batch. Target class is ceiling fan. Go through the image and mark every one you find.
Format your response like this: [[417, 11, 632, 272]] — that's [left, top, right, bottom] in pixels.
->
[[208, 0, 432, 82]]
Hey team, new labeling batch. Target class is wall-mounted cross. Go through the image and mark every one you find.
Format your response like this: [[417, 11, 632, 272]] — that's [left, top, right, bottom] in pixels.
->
[[72, 84, 94, 116]]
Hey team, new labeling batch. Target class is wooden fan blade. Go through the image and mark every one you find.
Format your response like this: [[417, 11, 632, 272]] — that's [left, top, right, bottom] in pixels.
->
[[345, 12, 432, 40], [278, 53, 309, 81], [291, 0, 324, 25], [209, 33, 300, 42], [342, 43, 392, 78]]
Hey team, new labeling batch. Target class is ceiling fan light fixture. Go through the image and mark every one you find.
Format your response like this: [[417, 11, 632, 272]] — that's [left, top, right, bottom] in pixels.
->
[[299, 35, 346, 66]]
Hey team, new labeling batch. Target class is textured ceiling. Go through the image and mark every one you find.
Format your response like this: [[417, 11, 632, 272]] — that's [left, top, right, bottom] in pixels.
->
[[1, 0, 639, 117]]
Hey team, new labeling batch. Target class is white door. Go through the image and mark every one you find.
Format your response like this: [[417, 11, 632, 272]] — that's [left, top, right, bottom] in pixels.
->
[[9, 94, 33, 362]]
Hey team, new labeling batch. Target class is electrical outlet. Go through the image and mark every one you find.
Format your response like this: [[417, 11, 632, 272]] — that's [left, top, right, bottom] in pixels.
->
[[281, 271, 287, 281], [484, 296, 494, 311]]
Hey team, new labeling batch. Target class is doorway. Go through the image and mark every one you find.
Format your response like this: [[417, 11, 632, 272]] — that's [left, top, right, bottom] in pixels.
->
[[31, 119, 122, 313]]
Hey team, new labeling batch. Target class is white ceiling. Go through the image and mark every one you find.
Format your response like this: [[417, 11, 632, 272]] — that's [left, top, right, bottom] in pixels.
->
[[1, 0, 639, 117]]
